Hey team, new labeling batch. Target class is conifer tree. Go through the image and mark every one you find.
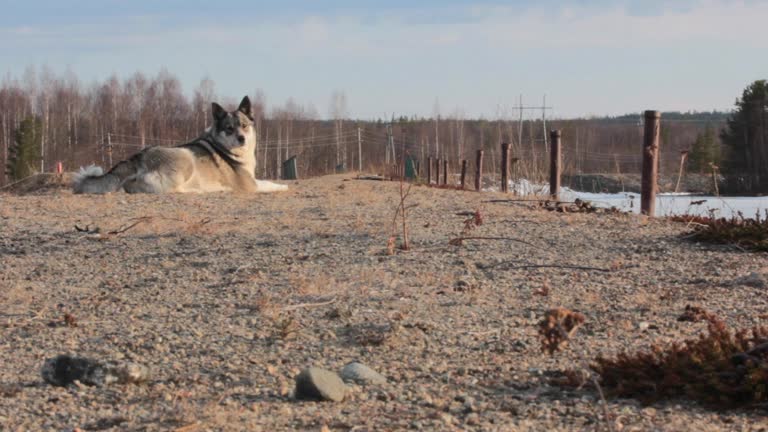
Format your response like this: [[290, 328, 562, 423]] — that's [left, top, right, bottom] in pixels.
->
[[6, 116, 42, 181]]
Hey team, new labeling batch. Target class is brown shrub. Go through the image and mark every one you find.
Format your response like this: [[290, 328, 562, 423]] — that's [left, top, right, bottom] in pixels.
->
[[593, 317, 768, 408], [671, 212, 768, 252], [538, 308, 586, 354]]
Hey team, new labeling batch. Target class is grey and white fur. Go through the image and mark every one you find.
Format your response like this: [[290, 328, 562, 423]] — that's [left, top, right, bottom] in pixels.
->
[[73, 96, 288, 194]]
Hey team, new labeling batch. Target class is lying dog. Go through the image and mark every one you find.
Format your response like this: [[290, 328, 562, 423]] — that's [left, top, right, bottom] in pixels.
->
[[73, 96, 287, 194]]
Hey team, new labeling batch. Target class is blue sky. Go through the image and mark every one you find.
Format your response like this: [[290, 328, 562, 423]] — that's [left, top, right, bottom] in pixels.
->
[[1, 0, 766, 119]]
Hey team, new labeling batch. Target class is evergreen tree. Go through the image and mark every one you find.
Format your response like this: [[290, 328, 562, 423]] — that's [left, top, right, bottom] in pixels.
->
[[6, 116, 42, 181], [720, 80, 768, 193], [688, 125, 721, 173]]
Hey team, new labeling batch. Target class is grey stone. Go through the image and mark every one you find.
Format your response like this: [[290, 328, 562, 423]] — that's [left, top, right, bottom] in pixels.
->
[[733, 272, 767, 289], [41, 355, 150, 387], [340, 362, 387, 386], [294, 367, 346, 402]]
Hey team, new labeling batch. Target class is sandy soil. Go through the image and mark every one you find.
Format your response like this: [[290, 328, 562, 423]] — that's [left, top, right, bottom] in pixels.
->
[[1, 174, 766, 431]]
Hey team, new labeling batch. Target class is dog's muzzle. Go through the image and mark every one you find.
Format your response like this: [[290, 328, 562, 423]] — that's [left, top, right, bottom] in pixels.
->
[[237, 135, 245, 144]]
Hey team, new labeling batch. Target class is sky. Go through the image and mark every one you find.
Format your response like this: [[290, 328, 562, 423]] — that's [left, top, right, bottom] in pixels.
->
[[1, 0, 766, 119]]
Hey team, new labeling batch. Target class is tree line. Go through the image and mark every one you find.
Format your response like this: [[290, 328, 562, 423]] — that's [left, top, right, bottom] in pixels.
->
[[2, 67, 764, 194]]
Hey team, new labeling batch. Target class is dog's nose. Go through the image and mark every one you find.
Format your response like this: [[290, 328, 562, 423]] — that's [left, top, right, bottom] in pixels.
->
[[237, 135, 245, 143]]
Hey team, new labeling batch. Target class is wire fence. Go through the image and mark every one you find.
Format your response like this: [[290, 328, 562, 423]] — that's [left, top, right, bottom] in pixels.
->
[[9, 120, 728, 195]]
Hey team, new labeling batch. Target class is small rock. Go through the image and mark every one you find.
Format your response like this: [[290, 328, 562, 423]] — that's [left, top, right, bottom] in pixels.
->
[[294, 367, 346, 402], [340, 362, 387, 386], [42, 355, 103, 387], [108, 362, 150, 384], [42, 355, 149, 387], [465, 413, 480, 425], [439, 413, 455, 426], [638, 321, 650, 332], [732, 272, 767, 289]]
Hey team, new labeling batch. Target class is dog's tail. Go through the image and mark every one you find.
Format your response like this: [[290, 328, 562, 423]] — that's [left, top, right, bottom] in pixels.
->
[[72, 164, 123, 194], [254, 180, 289, 193]]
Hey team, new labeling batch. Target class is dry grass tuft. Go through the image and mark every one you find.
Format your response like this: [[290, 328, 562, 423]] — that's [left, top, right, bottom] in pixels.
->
[[351, 322, 399, 347], [677, 304, 718, 323], [671, 211, 768, 252], [592, 313, 768, 408], [538, 308, 586, 354]]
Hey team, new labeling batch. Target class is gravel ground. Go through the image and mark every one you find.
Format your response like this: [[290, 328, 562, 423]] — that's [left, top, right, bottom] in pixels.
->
[[1, 174, 767, 432]]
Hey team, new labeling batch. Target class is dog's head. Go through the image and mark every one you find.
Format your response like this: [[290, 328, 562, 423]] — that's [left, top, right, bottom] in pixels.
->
[[211, 96, 255, 150]]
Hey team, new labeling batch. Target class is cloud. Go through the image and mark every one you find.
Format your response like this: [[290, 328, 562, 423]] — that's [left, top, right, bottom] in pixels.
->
[[1, 0, 765, 118], [4, 1, 766, 54], [468, 0, 768, 48]]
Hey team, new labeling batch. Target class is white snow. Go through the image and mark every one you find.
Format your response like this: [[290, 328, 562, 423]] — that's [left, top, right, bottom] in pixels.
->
[[486, 179, 768, 219]]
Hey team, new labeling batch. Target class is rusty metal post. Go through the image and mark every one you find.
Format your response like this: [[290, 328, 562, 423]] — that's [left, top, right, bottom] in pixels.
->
[[442, 160, 448, 185], [436, 158, 441, 186], [641, 111, 661, 216], [475, 150, 484, 191], [460, 159, 467, 189], [501, 142, 510, 192], [549, 130, 562, 200]]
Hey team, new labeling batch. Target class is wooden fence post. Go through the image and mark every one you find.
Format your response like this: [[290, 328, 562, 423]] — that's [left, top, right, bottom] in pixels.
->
[[641, 111, 661, 216], [106, 133, 113, 167], [436, 158, 441, 186], [475, 150, 484, 191], [427, 157, 433, 184], [501, 142, 510, 192], [460, 160, 467, 189], [442, 160, 448, 185], [549, 130, 562, 200]]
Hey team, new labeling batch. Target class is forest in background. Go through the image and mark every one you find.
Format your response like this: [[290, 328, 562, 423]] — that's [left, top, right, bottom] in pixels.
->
[[3, 67, 760, 193]]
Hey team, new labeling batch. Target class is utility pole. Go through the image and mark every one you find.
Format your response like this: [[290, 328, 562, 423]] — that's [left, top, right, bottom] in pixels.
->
[[542, 95, 548, 149], [106, 132, 113, 167], [357, 127, 362, 172], [435, 115, 440, 161], [386, 123, 393, 165], [518, 94, 523, 155]]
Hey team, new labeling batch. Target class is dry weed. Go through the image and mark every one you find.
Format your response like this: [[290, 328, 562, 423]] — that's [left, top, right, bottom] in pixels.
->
[[538, 308, 587, 354], [593, 311, 768, 408], [671, 211, 768, 252], [677, 304, 718, 323], [352, 322, 399, 347]]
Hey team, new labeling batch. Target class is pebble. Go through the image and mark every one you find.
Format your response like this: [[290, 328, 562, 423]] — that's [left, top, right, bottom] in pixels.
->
[[340, 362, 387, 386], [733, 272, 767, 289], [294, 367, 347, 402], [41, 355, 149, 387]]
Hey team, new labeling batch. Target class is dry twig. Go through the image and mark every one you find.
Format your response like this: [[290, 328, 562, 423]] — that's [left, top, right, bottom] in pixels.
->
[[281, 297, 337, 312]]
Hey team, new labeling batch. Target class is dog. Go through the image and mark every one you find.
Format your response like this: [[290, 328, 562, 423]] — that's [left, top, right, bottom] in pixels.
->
[[72, 96, 288, 194]]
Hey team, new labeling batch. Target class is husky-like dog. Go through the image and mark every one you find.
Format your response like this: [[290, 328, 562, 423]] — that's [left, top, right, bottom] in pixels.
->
[[73, 96, 287, 194]]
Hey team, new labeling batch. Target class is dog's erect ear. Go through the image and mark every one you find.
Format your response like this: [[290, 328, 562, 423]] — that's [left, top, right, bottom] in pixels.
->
[[238, 96, 253, 120], [211, 102, 226, 121]]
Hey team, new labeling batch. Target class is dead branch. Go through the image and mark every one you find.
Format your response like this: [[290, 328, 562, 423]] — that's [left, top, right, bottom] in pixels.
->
[[399, 180, 411, 250], [108, 217, 153, 235], [387, 178, 413, 253], [503, 263, 612, 272], [281, 297, 337, 312], [484, 199, 569, 204], [448, 236, 540, 249], [75, 216, 212, 240]]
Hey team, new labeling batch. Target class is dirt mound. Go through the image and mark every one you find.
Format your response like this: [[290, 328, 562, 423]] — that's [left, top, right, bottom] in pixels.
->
[[1, 175, 765, 431]]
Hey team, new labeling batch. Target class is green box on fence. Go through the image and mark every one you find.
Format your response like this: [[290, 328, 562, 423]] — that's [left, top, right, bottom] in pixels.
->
[[405, 157, 418, 180], [282, 156, 298, 180]]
